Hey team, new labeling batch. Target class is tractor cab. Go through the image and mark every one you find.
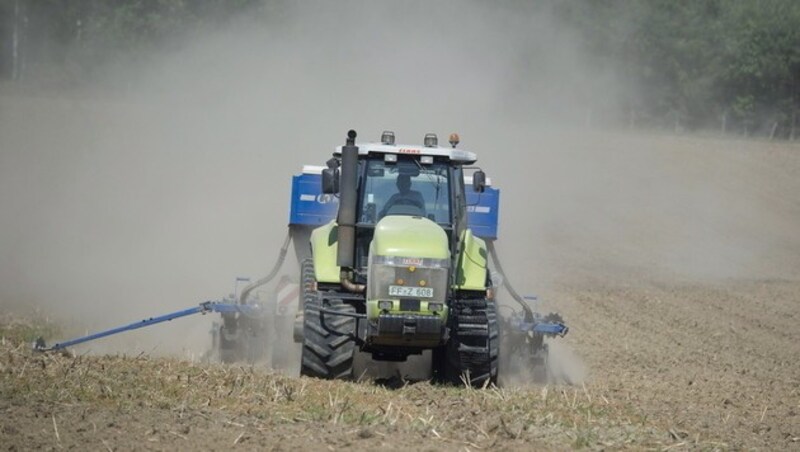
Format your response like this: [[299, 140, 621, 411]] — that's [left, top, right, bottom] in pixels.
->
[[330, 132, 485, 280]]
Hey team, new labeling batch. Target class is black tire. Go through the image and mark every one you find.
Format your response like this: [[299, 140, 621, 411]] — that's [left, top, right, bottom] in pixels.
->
[[299, 259, 356, 380], [434, 296, 499, 387]]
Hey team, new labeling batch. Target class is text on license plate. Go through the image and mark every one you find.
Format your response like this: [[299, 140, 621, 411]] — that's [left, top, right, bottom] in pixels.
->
[[388, 285, 434, 298]]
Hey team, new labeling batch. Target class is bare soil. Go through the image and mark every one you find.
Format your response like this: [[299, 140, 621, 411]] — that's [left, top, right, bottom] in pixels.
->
[[2, 278, 799, 450]]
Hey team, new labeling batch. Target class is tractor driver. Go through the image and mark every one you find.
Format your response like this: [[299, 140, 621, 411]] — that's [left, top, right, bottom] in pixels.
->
[[379, 174, 426, 218]]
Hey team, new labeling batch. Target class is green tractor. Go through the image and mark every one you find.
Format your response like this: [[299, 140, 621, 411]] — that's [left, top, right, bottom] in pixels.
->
[[296, 130, 497, 386]]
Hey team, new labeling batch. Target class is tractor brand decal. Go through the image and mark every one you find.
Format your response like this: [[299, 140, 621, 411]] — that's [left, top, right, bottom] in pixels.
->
[[275, 276, 299, 316], [300, 194, 337, 204], [467, 206, 491, 214], [398, 148, 422, 154], [399, 257, 424, 266], [316, 194, 336, 204]]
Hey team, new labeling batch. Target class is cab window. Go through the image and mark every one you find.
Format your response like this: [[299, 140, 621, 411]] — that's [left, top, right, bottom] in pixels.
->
[[360, 158, 450, 224]]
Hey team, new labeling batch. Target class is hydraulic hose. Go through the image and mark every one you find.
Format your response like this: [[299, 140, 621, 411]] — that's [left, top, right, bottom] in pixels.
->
[[486, 240, 534, 322], [238, 230, 293, 304]]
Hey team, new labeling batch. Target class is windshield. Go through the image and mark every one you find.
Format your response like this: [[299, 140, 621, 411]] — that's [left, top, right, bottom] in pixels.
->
[[359, 158, 451, 224]]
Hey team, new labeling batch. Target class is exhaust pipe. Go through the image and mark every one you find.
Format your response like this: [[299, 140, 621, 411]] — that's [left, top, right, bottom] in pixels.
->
[[340, 272, 365, 293], [337, 129, 358, 269]]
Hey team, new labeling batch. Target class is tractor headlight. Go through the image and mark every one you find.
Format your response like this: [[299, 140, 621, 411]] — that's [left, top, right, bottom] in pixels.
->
[[378, 300, 393, 311], [428, 302, 443, 313], [423, 133, 438, 147], [381, 130, 395, 145]]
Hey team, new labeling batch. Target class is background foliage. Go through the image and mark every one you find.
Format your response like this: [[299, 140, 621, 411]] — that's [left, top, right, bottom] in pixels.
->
[[0, 0, 798, 137], [555, 0, 800, 136]]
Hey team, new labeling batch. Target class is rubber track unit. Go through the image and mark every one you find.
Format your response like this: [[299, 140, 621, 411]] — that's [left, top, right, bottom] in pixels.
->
[[436, 297, 499, 387], [299, 259, 356, 380]]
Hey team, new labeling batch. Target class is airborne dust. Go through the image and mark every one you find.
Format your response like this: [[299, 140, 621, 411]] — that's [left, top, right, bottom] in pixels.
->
[[2, 2, 798, 385]]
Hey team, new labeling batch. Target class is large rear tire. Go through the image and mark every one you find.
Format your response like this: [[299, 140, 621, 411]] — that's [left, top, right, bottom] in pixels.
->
[[434, 296, 499, 387], [299, 259, 356, 380]]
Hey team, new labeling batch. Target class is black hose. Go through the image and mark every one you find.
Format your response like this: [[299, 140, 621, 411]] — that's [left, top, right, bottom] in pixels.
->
[[238, 230, 293, 304], [486, 240, 534, 321]]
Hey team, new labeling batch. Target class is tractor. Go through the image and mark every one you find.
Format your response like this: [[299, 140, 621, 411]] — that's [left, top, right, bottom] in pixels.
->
[[294, 130, 499, 386]]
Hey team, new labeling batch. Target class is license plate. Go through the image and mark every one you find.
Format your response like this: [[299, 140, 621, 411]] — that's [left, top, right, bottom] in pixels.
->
[[388, 285, 434, 298]]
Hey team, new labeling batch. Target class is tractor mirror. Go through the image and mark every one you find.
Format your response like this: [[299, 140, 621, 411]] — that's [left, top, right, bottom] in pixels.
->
[[472, 170, 486, 193], [322, 168, 339, 194]]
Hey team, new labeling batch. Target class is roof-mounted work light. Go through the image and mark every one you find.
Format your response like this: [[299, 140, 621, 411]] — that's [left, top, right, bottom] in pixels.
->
[[423, 133, 438, 147], [381, 131, 395, 145], [420, 155, 434, 164]]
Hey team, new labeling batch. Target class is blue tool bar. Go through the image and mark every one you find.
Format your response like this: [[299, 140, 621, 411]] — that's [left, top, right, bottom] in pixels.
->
[[211, 303, 262, 315], [510, 318, 569, 336], [42, 301, 262, 352], [45, 305, 208, 351], [533, 323, 569, 336]]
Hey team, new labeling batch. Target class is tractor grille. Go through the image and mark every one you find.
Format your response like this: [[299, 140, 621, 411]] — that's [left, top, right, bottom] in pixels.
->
[[399, 299, 420, 311]]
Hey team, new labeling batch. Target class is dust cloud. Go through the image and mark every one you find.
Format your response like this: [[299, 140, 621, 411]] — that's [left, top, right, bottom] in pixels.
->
[[2, 1, 799, 382]]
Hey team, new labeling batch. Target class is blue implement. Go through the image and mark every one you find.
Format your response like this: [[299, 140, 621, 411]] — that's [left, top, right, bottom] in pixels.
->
[[35, 301, 263, 352], [509, 316, 569, 337], [289, 172, 500, 240]]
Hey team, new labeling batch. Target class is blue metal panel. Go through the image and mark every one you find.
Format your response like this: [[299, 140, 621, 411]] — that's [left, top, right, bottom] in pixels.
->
[[466, 187, 500, 240], [289, 173, 501, 240], [289, 174, 339, 226]]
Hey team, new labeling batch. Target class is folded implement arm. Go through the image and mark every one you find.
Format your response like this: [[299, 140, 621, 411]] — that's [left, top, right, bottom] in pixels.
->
[[486, 240, 568, 336], [33, 301, 263, 353]]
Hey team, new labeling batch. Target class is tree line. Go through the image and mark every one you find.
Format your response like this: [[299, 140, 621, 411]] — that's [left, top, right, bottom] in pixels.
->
[[555, 0, 799, 138], [0, 0, 262, 84], [1, 0, 798, 139]]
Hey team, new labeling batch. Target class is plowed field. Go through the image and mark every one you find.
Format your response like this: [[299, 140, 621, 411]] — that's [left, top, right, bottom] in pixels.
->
[[1, 92, 799, 450]]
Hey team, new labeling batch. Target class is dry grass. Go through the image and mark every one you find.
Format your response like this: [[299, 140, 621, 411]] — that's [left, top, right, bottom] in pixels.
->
[[4, 279, 799, 450], [0, 314, 673, 450]]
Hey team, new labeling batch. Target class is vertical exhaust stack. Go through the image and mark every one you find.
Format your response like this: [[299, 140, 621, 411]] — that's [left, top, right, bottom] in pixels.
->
[[337, 129, 358, 269]]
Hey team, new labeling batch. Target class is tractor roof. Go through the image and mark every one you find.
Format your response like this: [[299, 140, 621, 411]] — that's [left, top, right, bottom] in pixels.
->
[[334, 142, 478, 165], [300, 164, 492, 186]]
